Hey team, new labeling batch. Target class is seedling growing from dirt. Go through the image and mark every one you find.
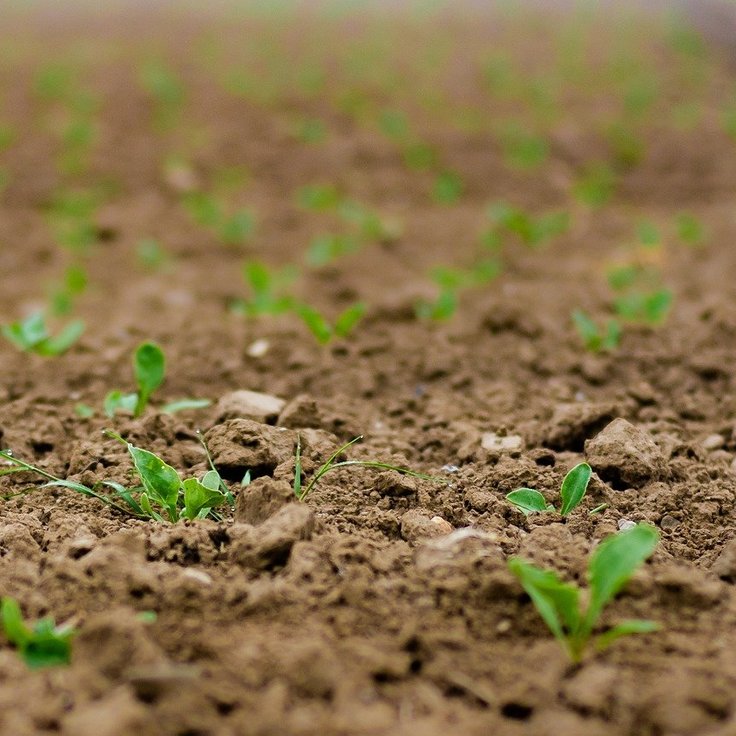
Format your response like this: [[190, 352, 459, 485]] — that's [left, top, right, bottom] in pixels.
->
[[432, 171, 464, 204], [506, 462, 592, 516], [306, 233, 360, 267], [2, 312, 84, 356], [295, 302, 366, 344], [297, 184, 340, 212], [613, 289, 672, 325], [572, 310, 621, 353], [1, 597, 75, 669], [484, 203, 568, 249], [508, 523, 659, 663], [49, 264, 88, 316], [500, 124, 548, 169], [231, 261, 297, 316], [676, 212, 705, 246], [573, 163, 616, 208], [105, 342, 165, 418], [0, 433, 233, 523], [136, 238, 170, 270], [293, 435, 437, 502]]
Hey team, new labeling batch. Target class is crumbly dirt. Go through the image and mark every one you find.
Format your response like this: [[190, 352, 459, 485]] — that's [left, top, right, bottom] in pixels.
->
[[1, 3, 736, 735]]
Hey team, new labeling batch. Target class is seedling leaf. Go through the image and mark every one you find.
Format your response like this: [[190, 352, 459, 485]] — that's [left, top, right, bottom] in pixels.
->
[[595, 619, 659, 651], [126, 444, 181, 518], [585, 523, 659, 631], [134, 342, 165, 415], [559, 463, 592, 516], [505, 488, 552, 515], [181, 478, 227, 520], [161, 398, 211, 414]]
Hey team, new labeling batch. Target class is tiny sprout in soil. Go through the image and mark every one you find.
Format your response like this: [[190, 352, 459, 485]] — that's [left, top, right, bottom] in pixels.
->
[[104, 342, 209, 418], [293, 435, 439, 502], [508, 523, 659, 663], [1, 597, 75, 669], [2, 311, 84, 356], [572, 310, 621, 353], [295, 302, 366, 344], [506, 462, 593, 516]]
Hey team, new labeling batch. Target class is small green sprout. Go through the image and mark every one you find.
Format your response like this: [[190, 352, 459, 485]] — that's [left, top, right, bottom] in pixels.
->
[[637, 220, 661, 248], [182, 192, 255, 246], [295, 118, 327, 144], [136, 238, 170, 270], [2, 312, 84, 356], [232, 261, 297, 317], [613, 289, 673, 325], [295, 302, 366, 344], [293, 435, 438, 502], [506, 462, 592, 516], [508, 523, 659, 662], [573, 163, 616, 208], [49, 264, 88, 316], [402, 142, 436, 171], [306, 234, 360, 267], [432, 171, 464, 204], [297, 184, 341, 212], [105, 342, 165, 418], [572, 310, 621, 353], [1, 597, 75, 669], [500, 124, 548, 169], [484, 202, 569, 249], [378, 109, 410, 141], [676, 212, 705, 246]]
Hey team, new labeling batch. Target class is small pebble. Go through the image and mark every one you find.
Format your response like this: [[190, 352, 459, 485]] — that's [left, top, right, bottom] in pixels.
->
[[441, 464, 460, 474], [246, 339, 270, 358], [496, 619, 511, 633], [181, 569, 213, 586], [481, 433, 523, 452], [618, 519, 637, 531], [660, 514, 680, 531], [702, 434, 725, 451]]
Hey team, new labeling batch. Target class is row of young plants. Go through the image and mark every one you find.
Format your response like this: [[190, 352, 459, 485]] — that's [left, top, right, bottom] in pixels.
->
[[1, 412, 660, 669]]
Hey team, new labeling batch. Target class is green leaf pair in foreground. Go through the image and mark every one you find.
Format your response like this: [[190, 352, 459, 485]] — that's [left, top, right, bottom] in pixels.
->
[[0, 432, 233, 523], [104, 342, 210, 418], [506, 462, 596, 516], [0, 597, 75, 669], [509, 523, 659, 662], [2, 311, 84, 356]]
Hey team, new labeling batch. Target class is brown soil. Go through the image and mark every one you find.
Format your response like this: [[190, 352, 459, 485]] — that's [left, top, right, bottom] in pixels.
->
[[1, 3, 736, 735]]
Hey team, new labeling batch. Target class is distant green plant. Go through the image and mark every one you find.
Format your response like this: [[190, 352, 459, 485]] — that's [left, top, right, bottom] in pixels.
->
[[306, 233, 360, 267], [506, 462, 593, 516], [136, 238, 170, 270], [573, 163, 616, 208], [296, 118, 327, 144], [232, 261, 297, 316], [295, 302, 366, 344], [509, 523, 659, 663], [104, 342, 209, 418], [182, 192, 255, 245], [637, 220, 661, 248], [46, 189, 100, 253], [676, 212, 705, 246], [606, 122, 644, 169], [49, 264, 88, 316], [378, 109, 410, 141], [572, 310, 621, 353], [500, 124, 548, 169], [614, 289, 672, 325], [2, 312, 84, 356], [336, 200, 402, 243], [415, 259, 501, 322], [0, 124, 16, 152], [293, 435, 437, 502], [34, 63, 74, 101], [1, 597, 75, 669], [484, 202, 569, 249], [402, 142, 436, 171], [432, 171, 464, 204], [140, 60, 185, 128], [297, 183, 341, 211]]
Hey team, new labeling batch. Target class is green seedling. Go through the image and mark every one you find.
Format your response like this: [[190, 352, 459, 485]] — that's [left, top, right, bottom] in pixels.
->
[[295, 302, 366, 344], [676, 212, 705, 246], [49, 264, 87, 316], [297, 184, 340, 212], [136, 238, 170, 270], [506, 462, 592, 516], [336, 200, 402, 244], [432, 171, 464, 205], [572, 310, 621, 353], [295, 118, 327, 144], [2, 312, 84, 356], [105, 342, 165, 418], [182, 192, 255, 245], [402, 142, 436, 171], [508, 523, 659, 662], [500, 125, 548, 169], [637, 220, 661, 248], [293, 435, 438, 502], [484, 202, 569, 249], [573, 163, 616, 208], [0, 124, 15, 152], [1, 597, 75, 669], [34, 63, 74, 101], [0, 433, 234, 524], [614, 289, 672, 325], [606, 122, 644, 169], [232, 261, 297, 317], [378, 109, 410, 141], [306, 233, 360, 267], [415, 290, 457, 321], [140, 60, 185, 128]]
